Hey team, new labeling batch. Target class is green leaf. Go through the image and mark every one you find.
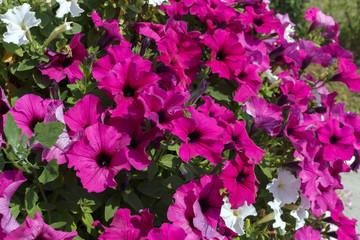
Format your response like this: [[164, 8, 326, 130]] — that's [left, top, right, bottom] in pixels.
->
[[161, 175, 184, 190], [17, 59, 38, 72], [159, 154, 181, 169], [147, 161, 158, 181], [2, 42, 24, 57], [4, 113, 22, 148], [81, 212, 94, 229], [38, 159, 59, 184], [49, 221, 67, 229], [122, 190, 143, 212], [137, 181, 167, 198], [0, 151, 5, 171], [104, 194, 121, 221], [25, 188, 40, 218], [33, 70, 51, 89], [34, 121, 64, 148]]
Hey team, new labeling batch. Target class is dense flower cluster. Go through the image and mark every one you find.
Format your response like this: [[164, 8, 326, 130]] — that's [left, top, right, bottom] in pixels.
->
[[0, 0, 359, 239]]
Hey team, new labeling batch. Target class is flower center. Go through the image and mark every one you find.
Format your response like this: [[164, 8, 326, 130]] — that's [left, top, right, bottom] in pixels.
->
[[199, 198, 210, 214], [21, 23, 27, 31], [233, 210, 239, 216], [96, 152, 112, 167], [330, 135, 339, 144], [216, 51, 225, 61], [123, 87, 135, 97], [253, 18, 264, 27], [188, 130, 201, 143], [236, 171, 247, 184]]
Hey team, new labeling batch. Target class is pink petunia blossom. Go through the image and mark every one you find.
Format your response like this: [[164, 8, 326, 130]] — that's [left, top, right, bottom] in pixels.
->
[[202, 29, 247, 80], [294, 226, 323, 240], [0, 170, 26, 236], [38, 34, 87, 83], [67, 123, 131, 192], [221, 153, 258, 208], [96, 208, 154, 240], [64, 94, 104, 137], [108, 117, 161, 170], [91, 11, 131, 50], [171, 106, 224, 165], [317, 119, 356, 162], [8, 94, 62, 137], [242, 96, 283, 136], [168, 174, 224, 240], [5, 212, 77, 240], [148, 223, 186, 240]]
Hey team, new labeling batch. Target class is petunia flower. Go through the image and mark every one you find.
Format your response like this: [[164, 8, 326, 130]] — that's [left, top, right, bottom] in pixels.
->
[[294, 226, 323, 240], [221, 153, 259, 208], [95, 208, 154, 239], [38, 33, 87, 83], [268, 199, 286, 233], [0, 3, 41, 46], [55, 0, 84, 18], [5, 212, 77, 240], [266, 168, 301, 207], [148, 0, 166, 6], [8, 94, 62, 137], [171, 106, 224, 165], [220, 198, 257, 236], [148, 223, 186, 240], [0, 171, 26, 236], [67, 123, 131, 192]]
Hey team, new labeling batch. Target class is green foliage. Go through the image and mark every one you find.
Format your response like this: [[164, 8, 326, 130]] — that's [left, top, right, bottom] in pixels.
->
[[34, 121, 64, 148], [38, 159, 59, 184]]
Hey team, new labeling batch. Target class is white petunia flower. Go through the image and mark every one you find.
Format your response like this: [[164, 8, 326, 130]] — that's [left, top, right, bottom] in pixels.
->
[[284, 24, 296, 43], [290, 194, 310, 230], [266, 168, 301, 207], [0, 3, 41, 46], [148, 0, 166, 6], [268, 199, 287, 234], [262, 69, 279, 84], [220, 198, 257, 235], [56, 0, 84, 18]]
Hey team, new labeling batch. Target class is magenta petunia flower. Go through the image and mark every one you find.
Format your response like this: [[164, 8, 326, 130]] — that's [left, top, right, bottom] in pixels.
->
[[91, 11, 131, 50], [67, 123, 131, 192], [317, 119, 356, 162], [171, 106, 224, 165], [96, 208, 154, 240], [0, 170, 26, 236], [299, 40, 332, 70], [94, 47, 160, 119], [197, 95, 236, 124], [330, 57, 360, 92], [305, 7, 339, 42], [156, 25, 202, 90], [223, 121, 265, 164], [242, 6, 281, 34], [294, 226, 322, 240], [221, 153, 258, 208], [139, 86, 188, 131], [8, 94, 62, 137], [233, 63, 262, 103], [108, 117, 160, 170], [38, 33, 87, 83], [64, 94, 104, 137], [242, 96, 283, 136], [5, 212, 77, 240], [148, 223, 186, 240], [278, 71, 314, 112], [167, 175, 224, 240], [202, 28, 247, 80]]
